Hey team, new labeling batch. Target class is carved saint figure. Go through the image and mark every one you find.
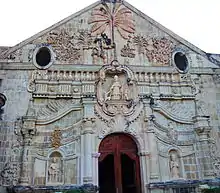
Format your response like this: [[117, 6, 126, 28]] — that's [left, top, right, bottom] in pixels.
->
[[105, 75, 122, 100], [48, 157, 60, 183], [169, 152, 180, 179], [167, 122, 178, 141]]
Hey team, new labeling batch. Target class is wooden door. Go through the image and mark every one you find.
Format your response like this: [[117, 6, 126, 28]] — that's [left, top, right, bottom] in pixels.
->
[[99, 133, 141, 193]]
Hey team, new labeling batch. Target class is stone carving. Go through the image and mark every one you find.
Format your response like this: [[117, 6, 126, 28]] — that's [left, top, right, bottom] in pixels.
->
[[88, 3, 135, 39], [46, 29, 81, 62], [105, 75, 123, 101], [37, 99, 75, 119], [121, 37, 135, 58], [96, 64, 143, 134], [3, 49, 22, 61], [107, 114, 129, 131], [133, 35, 174, 66], [96, 64, 141, 117], [213, 74, 220, 84], [75, 29, 93, 49], [75, 29, 93, 63], [157, 100, 195, 121], [196, 100, 209, 117], [167, 122, 178, 141], [92, 33, 113, 64], [0, 162, 19, 186], [210, 142, 220, 177], [145, 37, 173, 66], [48, 157, 62, 183], [51, 127, 62, 149], [169, 151, 180, 179]]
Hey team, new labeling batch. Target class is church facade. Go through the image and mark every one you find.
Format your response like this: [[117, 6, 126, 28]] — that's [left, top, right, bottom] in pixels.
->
[[1, 0, 220, 193]]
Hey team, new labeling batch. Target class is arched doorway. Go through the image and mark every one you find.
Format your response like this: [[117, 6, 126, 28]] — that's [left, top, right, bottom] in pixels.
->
[[98, 133, 141, 193]]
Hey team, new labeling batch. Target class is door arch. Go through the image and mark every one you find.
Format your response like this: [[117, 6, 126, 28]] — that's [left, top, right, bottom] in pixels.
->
[[98, 133, 141, 193]]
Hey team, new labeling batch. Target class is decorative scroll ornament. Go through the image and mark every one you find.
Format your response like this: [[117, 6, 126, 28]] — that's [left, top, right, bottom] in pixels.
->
[[88, 3, 135, 39], [51, 127, 62, 149], [95, 64, 143, 123]]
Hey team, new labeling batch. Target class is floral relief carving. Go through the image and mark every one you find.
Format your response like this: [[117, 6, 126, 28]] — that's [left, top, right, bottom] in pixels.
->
[[88, 3, 135, 39], [75, 29, 93, 49], [121, 36, 135, 58], [46, 29, 81, 62], [0, 162, 19, 186], [51, 127, 62, 149], [132, 35, 174, 66]]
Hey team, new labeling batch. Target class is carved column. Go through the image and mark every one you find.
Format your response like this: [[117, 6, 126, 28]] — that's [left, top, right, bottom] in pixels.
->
[[139, 151, 150, 193], [92, 152, 100, 186], [81, 118, 96, 184], [193, 115, 213, 178], [19, 116, 36, 185], [81, 97, 96, 184], [147, 119, 160, 181], [142, 97, 160, 181]]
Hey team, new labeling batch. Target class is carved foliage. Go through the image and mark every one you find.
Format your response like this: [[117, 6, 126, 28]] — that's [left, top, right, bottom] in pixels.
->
[[88, 3, 135, 39], [46, 29, 81, 62], [121, 37, 135, 58], [0, 162, 19, 186], [51, 127, 62, 149], [132, 35, 174, 66]]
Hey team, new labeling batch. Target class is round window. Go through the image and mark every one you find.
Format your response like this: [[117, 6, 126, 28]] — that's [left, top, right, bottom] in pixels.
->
[[33, 46, 54, 69], [173, 52, 189, 72]]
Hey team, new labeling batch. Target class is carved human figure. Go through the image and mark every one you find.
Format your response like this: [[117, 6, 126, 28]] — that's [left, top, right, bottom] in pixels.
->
[[168, 122, 178, 141], [105, 75, 122, 100], [48, 157, 60, 183], [169, 152, 180, 179]]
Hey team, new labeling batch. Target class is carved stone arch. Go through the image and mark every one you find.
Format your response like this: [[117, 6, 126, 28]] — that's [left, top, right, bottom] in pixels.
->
[[97, 131, 143, 154], [167, 146, 183, 157], [47, 149, 65, 158]]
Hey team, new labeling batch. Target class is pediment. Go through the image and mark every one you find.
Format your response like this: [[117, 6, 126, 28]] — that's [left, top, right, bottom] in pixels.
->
[[0, 0, 218, 68]]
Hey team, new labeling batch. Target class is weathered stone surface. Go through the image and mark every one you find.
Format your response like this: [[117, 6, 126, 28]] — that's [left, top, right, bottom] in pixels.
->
[[0, 1, 220, 193]]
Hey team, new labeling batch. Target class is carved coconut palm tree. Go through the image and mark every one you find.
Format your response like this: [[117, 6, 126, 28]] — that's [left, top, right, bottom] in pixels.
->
[[88, 3, 135, 40]]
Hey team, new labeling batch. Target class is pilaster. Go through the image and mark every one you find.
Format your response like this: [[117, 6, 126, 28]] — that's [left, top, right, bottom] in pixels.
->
[[19, 115, 36, 185], [147, 119, 160, 181], [81, 97, 96, 184], [193, 115, 213, 178]]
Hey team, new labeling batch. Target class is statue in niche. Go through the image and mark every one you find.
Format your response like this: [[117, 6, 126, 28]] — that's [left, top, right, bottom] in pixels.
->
[[105, 75, 122, 101], [169, 151, 180, 179], [48, 157, 62, 183]]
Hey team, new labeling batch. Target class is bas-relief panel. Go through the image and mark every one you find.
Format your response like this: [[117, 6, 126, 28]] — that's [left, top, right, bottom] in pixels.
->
[[3, 2, 197, 67], [157, 100, 195, 120]]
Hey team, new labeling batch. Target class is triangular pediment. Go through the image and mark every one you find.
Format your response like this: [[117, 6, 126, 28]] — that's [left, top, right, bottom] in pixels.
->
[[0, 0, 218, 68]]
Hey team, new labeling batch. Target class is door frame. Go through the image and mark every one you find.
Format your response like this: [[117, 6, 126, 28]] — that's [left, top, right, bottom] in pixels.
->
[[98, 133, 141, 193]]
